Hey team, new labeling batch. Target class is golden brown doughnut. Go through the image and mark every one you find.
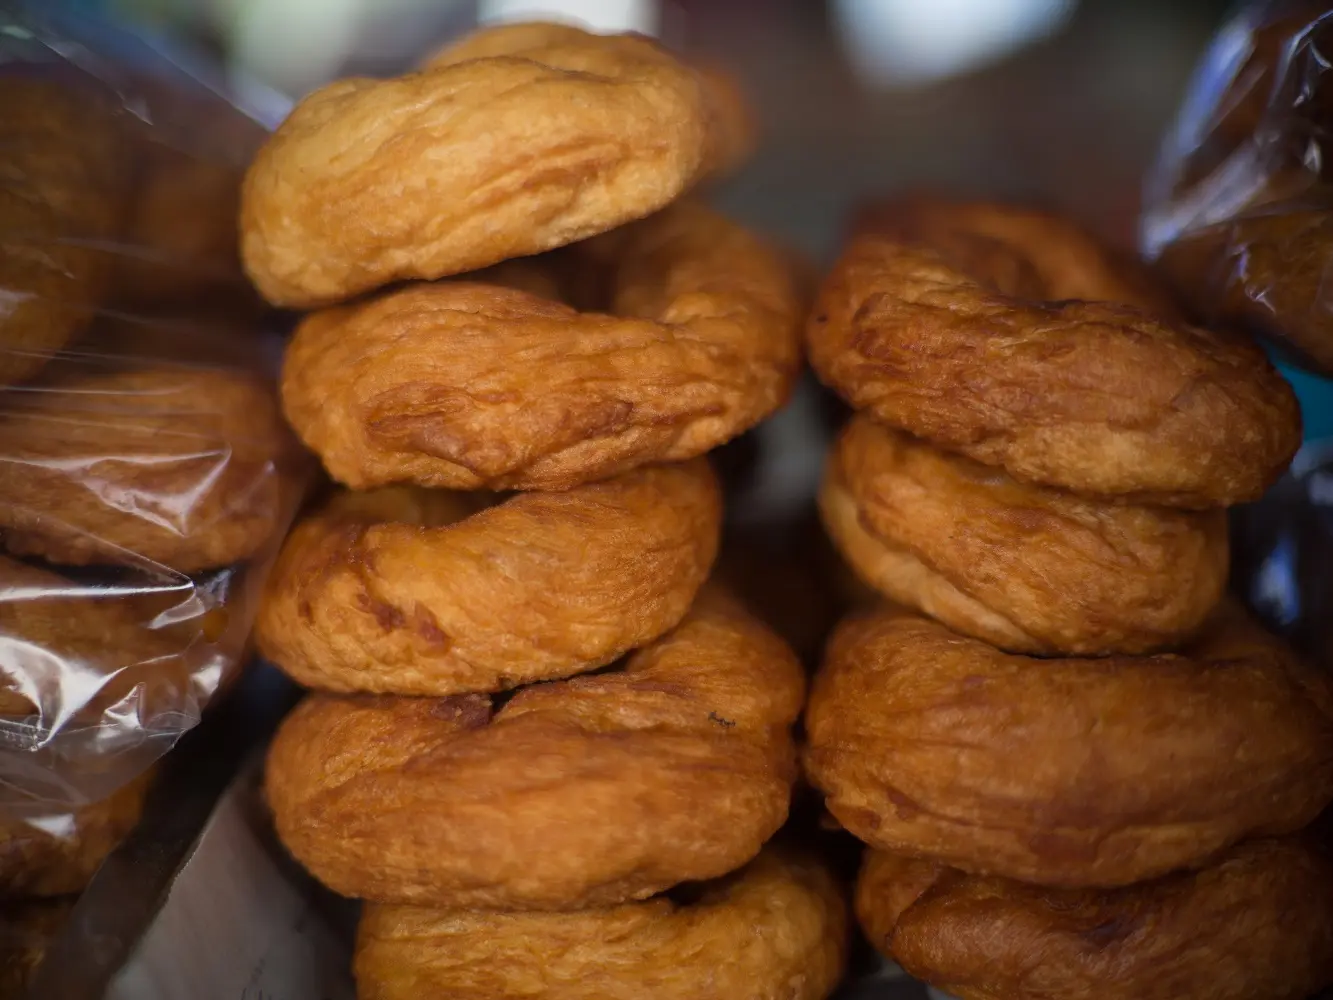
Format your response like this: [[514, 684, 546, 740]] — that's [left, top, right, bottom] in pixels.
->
[[0, 555, 194, 722], [804, 605, 1333, 888], [807, 197, 1302, 507], [281, 202, 801, 491], [0, 897, 71, 1000], [820, 413, 1228, 655], [257, 460, 719, 695], [857, 840, 1333, 1000], [0, 769, 152, 898], [0, 76, 128, 387], [355, 847, 848, 1000], [0, 366, 295, 572], [241, 22, 749, 308], [265, 587, 804, 910]]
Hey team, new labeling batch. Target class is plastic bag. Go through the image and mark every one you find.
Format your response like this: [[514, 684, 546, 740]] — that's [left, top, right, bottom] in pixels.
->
[[0, 5, 308, 816], [1141, 0, 1333, 375]]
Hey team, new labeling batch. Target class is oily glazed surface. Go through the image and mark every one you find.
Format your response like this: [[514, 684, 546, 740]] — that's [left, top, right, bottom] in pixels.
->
[[820, 414, 1228, 655], [242, 23, 746, 307], [807, 197, 1302, 506], [857, 841, 1333, 1000], [804, 606, 1333, 887], [0, 769, 152, 898], [0, 366, 293, 572], [257, 461, 720, 695], [355, 848, 848, 1000], [265, 587, 805, 909], [0, 555, 193, 721], [282, 202, 802, 491]]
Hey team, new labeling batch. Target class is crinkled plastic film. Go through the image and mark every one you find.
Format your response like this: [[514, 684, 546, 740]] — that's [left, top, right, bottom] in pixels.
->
[[1141, 0, 1333, 375], [0, 3, 308, 834]]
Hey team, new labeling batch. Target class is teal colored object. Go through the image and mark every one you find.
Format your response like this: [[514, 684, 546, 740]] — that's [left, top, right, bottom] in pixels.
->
[[1274, 359, 1333, 443]]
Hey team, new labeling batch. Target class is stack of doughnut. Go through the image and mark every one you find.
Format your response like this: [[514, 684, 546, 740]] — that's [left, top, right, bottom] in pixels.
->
[[241, 22, 847, 1000], [804, 197, 1333, 1000]]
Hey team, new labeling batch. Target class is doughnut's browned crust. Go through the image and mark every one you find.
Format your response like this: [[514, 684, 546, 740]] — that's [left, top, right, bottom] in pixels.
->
[[807, 198, 1302, 506], [0, 897, 72, 1000], [241, 23, 748, 307], [857, 841, 1333, 1000], [1158, 208, 1333, 373], [804, 606, 1333, 888], [257, 462, 720, 695], [0, 78, 127, 386], [0, 769, 152, 898], [354, 847, 848, 1000], [0, 555, 193, 720], [265, 587, 805, 910], [282, 202, 802, 491], [820, 414, 1228, 655], [0, 367, 294, 572]]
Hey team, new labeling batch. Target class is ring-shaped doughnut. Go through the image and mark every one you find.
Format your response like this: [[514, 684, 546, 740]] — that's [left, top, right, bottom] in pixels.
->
[[264, 586, 805, 909], [806, 198, 1302, 507], [819, 414, 1229, 655], [857, 840, 1333, 1000], [255, 459, 720, 695], [281, 202, 802, 491], [0, 367, 294, 572], [241, 23, 749, 308], [354, 847, 848, 1000], [804, 605, 1333, 888]]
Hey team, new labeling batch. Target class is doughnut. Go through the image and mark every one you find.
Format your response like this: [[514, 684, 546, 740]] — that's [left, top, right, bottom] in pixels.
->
[[281, 202, 802, 491], [804, 605, 1333, 888], [820, 413, 1228, 655], [806, 197, 1302, 507], [354, 847, 848, 1000], [0, 897, 71, 1000], [265, 587, 805, 909], [256, 460, 719, 695], [0, 555, 193, 723], [1157, 207, 1333, 373], [0, 366, 295, 572], [241, 22, 750, 308], [0, 769, 152, 898], [857, 839, 1333, 1000]]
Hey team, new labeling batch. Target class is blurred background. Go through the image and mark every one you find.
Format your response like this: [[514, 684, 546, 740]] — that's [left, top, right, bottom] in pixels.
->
[[68, 0, 1237, 258]]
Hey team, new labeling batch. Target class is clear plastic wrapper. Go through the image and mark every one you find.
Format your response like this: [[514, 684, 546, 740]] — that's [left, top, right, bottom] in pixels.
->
[[1141, 0, 1333, 375], [0, 5, 308, 819]]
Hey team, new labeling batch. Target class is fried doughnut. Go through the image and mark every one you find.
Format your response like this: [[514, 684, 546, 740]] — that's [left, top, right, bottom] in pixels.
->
[[241, 23, 749, 308], [0, 555, 194, 723], [857, 840, 1333, 1000], [804, 605, 1333, 888], [257, 460, 719, 695], [265, 587, 804, 909], [0, 367, 293, 572], [281, 202, 801, 491], [807, 197, 1302, 507], [354, 847, 848, 1000], [0, 897, 71, 1000], [0, 769, 152, 898], [820, 414, 1228, 655]]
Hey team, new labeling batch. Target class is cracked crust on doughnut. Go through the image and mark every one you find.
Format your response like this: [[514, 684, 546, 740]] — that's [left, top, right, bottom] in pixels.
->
[[857, 840, 1333, 1000], [804, 605, 1333, 888], [256, 459, 720, 695], [264, 586, 804, 909], [0, 367, 294, 572], [241, 23, 750, 307], [807, 197, 1301, 507], [819, 414, 1228, 655], [281, 202, 802, 491], [354, 847, 848, 1000]]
